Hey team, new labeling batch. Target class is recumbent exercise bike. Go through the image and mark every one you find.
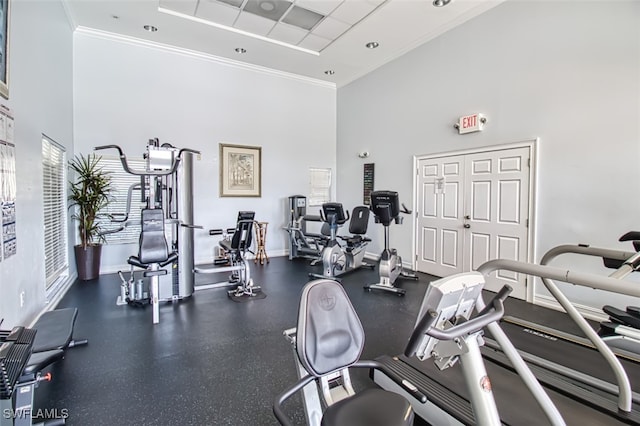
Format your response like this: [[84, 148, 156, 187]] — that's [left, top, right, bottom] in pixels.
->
[[308, 203, 373, 281]]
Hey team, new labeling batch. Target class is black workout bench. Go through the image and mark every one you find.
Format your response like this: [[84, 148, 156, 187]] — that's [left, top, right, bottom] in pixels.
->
[[1, 308, 87, 426]]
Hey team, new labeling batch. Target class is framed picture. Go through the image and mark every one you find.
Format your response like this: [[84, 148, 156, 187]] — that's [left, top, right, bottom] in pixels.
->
[[219, 143, 262, 197], [0, 0, 9, 99]]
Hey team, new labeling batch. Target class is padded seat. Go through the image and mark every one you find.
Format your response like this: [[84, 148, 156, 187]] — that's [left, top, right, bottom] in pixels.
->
[[322, 388, 413, 426], [31, 308, 78, 352], [274, 279, 414, 426]]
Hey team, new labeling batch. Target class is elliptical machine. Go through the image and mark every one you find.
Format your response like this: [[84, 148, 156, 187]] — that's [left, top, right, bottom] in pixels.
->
[[309, 202, 373, 281], [365, 191, 418, 295]]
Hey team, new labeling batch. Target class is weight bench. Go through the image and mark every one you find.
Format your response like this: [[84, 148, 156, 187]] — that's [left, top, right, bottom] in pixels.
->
[[0, 308, 86, 425]]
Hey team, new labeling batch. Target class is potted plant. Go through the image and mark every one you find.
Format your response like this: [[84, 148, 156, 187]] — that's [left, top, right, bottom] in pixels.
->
[[69, 153, 113, 280]]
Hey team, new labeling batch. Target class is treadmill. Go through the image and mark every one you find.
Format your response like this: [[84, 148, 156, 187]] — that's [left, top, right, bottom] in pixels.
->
[[372, 259, 640, 425]]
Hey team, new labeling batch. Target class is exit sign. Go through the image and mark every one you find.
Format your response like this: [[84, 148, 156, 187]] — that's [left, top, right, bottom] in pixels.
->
[[456, 113, 486, 134]]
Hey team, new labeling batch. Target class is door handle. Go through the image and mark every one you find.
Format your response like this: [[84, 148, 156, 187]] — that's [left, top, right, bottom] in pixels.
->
[[464, 215, 471, 220], [463, 223, 471, 229]]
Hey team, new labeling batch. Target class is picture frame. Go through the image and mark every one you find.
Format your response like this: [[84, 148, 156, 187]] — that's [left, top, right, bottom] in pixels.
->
[[0, 0, 9, 99], [219, 143, 262, 197]]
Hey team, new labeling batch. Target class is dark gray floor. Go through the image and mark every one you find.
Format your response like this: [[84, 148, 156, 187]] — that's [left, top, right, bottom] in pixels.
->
[[33, 257, 434, 425], [31, 256, 603, 425]]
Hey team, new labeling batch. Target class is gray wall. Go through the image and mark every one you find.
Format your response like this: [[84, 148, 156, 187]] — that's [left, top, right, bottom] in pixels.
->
[[73, 31, 337, 271], [0, 0, 74, 327], [337, 0, 640, 313]]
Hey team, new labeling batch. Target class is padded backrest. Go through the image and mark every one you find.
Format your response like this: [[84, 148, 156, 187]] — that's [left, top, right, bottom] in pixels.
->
[[138, 209, 169, 264], [349, 206, 370, 235], [296, 280, 365, 377], [230, 211, 255, 251]]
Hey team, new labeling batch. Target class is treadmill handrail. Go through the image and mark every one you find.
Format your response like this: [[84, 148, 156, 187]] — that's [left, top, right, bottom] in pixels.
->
[[405, 285, 511, 357], [477, 257, 633, 413]]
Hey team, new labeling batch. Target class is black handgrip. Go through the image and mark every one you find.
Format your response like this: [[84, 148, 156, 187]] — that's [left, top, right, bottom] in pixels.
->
[[95, 144, 124, 156], [476, 284, 512, 317], [178, 148, 201, 157], [619, 231, 640, 242], [181, 224, 203, 229], [209, 229, 223, 235], [401, 203, 412, 214], [404, 310, 439, 357], [159, 252, 178, 267]]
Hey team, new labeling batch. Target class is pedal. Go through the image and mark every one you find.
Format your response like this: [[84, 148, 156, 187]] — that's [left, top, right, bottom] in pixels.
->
[[603, 305, 640, 329]]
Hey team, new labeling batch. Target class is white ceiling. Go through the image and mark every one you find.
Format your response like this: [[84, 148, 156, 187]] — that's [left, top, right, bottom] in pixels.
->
[[64, 0, 505, 87]]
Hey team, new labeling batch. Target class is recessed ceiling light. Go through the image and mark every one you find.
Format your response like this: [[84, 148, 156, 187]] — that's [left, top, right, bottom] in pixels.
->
[[324, 70, 335, 75], [235, 48, 247, 53], [433, 0, 452, 7], [143, 25, 158, 32], [366, 42, 379, 49]]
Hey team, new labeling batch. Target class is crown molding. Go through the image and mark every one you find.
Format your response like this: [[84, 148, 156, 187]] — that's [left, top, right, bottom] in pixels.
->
[[74, 27, 336, 90]]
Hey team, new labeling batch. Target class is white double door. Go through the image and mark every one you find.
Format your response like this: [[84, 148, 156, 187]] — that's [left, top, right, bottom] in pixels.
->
[[415, 146, 531, 299]]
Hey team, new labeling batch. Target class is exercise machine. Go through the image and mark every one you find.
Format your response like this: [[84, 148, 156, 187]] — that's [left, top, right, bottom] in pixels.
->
[[1, 309, 87, 425], [525, 232, 640, 356], [365, 191, 417, 295], [373, 272, 567, 425], [309, 203, 373, 281], [126, 208, 179, 324], [194, 211, 262, 299], [598, 231, 640, 353], [284, 195, 329, 264], [374, 258, 640, 424], [274, 279, 423, 426], [96, 140, 201, 305]]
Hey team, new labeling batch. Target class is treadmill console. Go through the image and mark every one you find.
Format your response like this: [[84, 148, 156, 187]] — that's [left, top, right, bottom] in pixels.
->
[[413, 272, 485, 361]]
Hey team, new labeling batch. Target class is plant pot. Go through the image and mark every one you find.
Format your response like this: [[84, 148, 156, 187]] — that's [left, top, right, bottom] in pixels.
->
[[74, 244, 102, 281]]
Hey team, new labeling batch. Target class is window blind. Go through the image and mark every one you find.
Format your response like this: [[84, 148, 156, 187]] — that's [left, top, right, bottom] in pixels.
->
[[95, 155, 146, 244], [308, 168, 331, 206], [42, 136, 67, 288]]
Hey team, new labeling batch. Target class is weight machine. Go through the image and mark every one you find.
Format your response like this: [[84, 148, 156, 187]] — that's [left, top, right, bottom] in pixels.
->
[[194, 211, 263, 299], [95, 139, 200, 321], [284, 195, 329, 264]]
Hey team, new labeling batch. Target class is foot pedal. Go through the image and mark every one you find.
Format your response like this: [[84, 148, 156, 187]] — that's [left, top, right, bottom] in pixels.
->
[[603, 305, 640, 329]]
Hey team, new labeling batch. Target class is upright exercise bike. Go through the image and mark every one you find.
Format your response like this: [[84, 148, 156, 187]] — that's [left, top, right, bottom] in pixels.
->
[[365, 191, 418, 295]]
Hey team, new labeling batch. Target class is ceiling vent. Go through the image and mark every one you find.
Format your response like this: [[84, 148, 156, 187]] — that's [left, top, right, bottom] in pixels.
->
[[161, 0, 388, 53], [243, 0, 294, 22]]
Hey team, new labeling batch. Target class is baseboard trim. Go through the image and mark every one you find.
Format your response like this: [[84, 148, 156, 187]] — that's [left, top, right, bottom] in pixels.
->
[[532, 293, 607, 322]]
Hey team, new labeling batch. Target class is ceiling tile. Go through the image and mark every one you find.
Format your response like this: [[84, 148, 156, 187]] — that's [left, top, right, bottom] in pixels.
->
[[294, 0, 343, 15], [282, 6, 324, 31], [311, 16, 350, 40], [234, 10, 277, 35], [160, 0, 199, 15], [329, 0, 377, 25], [268, 22, 308, 45], [196, 0, 240, 26], [243, 0, 293, 22], [217, 0, 244, 7], [297, 33, 331, 51]]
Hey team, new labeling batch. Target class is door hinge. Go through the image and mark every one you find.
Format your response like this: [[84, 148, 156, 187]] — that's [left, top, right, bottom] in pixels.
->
[[526, 218, 529, 227], [527, 158, 531, 167]]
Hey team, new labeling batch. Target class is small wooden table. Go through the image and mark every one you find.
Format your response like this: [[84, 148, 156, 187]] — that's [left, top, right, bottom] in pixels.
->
[[254, 221, 269, 265]]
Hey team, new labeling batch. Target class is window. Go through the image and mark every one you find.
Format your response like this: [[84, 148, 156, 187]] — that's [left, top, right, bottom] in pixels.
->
[[308, 168, 331, 206], [42, 136, 67, 289], [96, 155, 146, 244]]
